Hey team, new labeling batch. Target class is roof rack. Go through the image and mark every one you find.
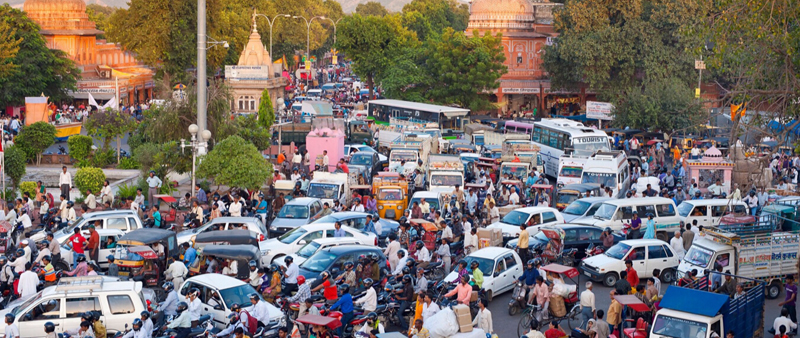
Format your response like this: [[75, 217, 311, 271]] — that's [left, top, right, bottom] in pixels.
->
[[55, 276, 104, 294]]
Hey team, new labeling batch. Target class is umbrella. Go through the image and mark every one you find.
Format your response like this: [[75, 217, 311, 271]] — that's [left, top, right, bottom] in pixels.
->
[[646, 139, 663, 146], [173, 83, 186, 90]]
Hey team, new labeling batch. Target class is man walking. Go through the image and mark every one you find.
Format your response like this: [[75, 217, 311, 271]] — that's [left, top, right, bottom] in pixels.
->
[[146, 171, 162, 208], [59, 166, 72, 201], [580, 282, 596, 330]]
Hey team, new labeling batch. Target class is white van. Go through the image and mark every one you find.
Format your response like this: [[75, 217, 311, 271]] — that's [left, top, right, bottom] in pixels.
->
[[573, 197, 680, 241], [676, 199, 748, 228], [580, 151, 630, 198], [486, 206, 565, 240], [307, 89, 322, 98]]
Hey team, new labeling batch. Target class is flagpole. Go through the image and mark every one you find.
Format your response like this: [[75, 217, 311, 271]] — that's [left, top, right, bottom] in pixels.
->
[[115, 76, 120, 110]]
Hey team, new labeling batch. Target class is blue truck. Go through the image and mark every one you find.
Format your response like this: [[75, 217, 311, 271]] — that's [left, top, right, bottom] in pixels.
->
[[650, 276, 765, 338]]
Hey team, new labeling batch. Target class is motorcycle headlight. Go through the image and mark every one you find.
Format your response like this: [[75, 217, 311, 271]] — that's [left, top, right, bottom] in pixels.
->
[[278, 315, 287, 327]]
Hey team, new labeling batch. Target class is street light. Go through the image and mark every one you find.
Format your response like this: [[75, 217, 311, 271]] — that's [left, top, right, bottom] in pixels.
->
[[321, 17, 342, 46], [181, 124, 212, 197], [293, 15, 325, 88], [254, 12, 291, 65], [207, 36, 229, 49]]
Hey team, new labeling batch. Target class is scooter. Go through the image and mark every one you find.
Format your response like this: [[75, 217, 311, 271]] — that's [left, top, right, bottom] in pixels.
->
[[508, 281, 528, 316]]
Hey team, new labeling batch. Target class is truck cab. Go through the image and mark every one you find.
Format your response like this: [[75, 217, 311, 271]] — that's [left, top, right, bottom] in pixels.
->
[[427, 154, 465, 194], [306, 172, 353, 207]]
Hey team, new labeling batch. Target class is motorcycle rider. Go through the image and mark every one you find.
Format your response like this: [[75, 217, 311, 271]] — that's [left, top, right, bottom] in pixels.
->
[[0, 255, 13, 297], [288, 275, 311, 316], [354, 278, 377, 313], [330, 283, 354, 338], [38, 255, 56, 287], [35, 240, 51, 265], [518, 259, 540, 294], [311, 271, 338, 304], [243, 260, 260, 288], [395, 275, 414, 332], [139, 311, 153, 338], [414, 241, 430, 270], [248, 293, 270, 328], [217, 312, 246, 338], [44, 321, 56, 338], [8, 249, 28, 274], [163, 301, 191, 338], [63, 254, 88, 277], [187, 288, 202, 327], [357, 312, 385, 335], [469, 260, 483, 290], [230, 303, 254, 334], [158, 281, 179, 318], [335, 262, 356, 287], [119, 318, 147, 338]]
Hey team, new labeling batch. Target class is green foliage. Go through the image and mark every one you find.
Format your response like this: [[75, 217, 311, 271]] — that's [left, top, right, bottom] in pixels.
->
[[612, 78, 704, 132], [0, 20, 21, 79], [257, 89, 275, 130], [196, 180, 211, 193], [356, 2, 389, 17], [118, 157, 140, 170], [92, 149, 117, 168], [18, 181, 36, 198], [1, 188, 15, 203], [115, 182, 138, 199], [401, 0, 468, 41], [84, 109, 137, 153], [85, 4, 116, 39], [74, 167, 106, 195], [67, 135, 94, 163], [231, 115, 272, 151], [4, 146, 26, 190], [197, 136, 273, 190], [158, 183, 177, 196], [14, 121, 57, 165], [132, 143, 163, 177], [0, 5, 79, 106]]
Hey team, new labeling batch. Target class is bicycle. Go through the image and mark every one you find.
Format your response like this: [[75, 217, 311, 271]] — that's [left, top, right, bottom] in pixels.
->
[[516, 302, 583, 337]]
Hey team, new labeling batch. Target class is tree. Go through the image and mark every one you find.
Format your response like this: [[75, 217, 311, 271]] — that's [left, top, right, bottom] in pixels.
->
[[85, 109, 137, 161], [401, 0, 468, 41], [0, 5, 79, 107], [336, 14, 419, 99], [257, 89, 275, 130], [85, 4, 116, 39], [4, 146, 26, 190], [612, 78, 704, 131], [14, 122, 56, 165], [74, 167, 106, 196], [356, 2, 389, 17], [0, 21, 21, 79], [197, 135, 272, 190]]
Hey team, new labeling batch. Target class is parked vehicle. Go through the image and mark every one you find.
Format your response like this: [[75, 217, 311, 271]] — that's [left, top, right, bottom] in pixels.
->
[[31, 209, 143, 244], [259, 223, 377, 265], [676, 199, 748, 229], [113, 228, 179, 294], [487, 206, 565, 242], [581, 239, 680, 287], [560, 197, 611, 223], [271, 198, 325, 236], [573, 197, 681, 241], [176, 216, 267, 246], [443, 247, 523, 301]]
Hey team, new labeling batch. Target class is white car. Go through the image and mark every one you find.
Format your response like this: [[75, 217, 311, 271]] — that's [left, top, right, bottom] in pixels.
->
[[486, 206, 565, 240], [580, 239, 680, 287], [176, 216, 268, 246], [178, 274, 286, 332], [279, 237, 369, 267], [345, 144, 387, 161], [61, 229, 124, 269], [259, 223, 377, 265], [443, 247, 523, 301]]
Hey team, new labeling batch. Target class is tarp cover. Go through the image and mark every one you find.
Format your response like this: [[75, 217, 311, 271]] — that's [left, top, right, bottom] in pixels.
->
[[659, 286, 729, 317]]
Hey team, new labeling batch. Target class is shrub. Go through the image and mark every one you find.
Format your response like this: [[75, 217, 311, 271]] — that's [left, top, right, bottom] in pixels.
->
[[92, 149, 116, 168], [18, 181, 36, 198], [2, 188, 15, 203], [74, 167, 106, 195], [116, 182, 138, 200], [118, 157, 140, 170], [67, 135, 94, 162], [15, 121, 56, 164], [4, 146, 26, 190]]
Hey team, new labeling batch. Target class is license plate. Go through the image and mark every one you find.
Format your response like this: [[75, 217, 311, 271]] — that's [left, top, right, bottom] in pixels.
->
[[118, 271, 130, 276], [584, 271, 591, 277]]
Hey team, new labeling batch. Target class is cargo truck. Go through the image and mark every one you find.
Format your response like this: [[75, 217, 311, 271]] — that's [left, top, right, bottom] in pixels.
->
[[389, 138, 432, 172], [427, 154, 465, 194], [306, 172, 356, 207], [678, 215, 798, 299], [651, 277, 765, 338]]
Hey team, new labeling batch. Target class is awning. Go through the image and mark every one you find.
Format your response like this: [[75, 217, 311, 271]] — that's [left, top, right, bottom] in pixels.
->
[[659, 286, 729, 317]]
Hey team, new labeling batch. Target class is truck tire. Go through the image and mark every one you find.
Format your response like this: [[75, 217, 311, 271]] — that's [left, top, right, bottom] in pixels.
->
[[767, 282, 782, 299], [603, 272, 618, 287], [660, 268, 676, 284], [656, 232, 668, 242]]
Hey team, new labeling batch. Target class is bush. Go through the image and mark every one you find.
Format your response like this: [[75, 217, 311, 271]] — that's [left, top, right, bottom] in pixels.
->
[[91, 149, 116, 168], [67, 135, 94, 162], [116, 182, 138, 200], [74, 167, 106, 195], [133, 143, 160, 176], [19, 181, 36, 198], [15, 121, 56, 164], [4, 146, 26, 190], [2, 188, 15, 203], [118, 157, 140, 170]]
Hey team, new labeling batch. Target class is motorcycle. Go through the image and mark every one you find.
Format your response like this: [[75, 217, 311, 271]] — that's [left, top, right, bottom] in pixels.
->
[[155, 314, 214, 338], [583, 243, 604, 261], [508, 281, 528, 316]]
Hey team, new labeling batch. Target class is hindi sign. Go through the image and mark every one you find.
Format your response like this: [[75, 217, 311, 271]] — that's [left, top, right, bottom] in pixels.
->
[[225, 65, 271, 81], [586, 101, 614, 120]]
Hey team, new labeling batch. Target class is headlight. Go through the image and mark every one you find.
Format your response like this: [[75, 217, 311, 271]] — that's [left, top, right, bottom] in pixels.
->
[[278, 315, 287, 327], [378, 205, 384, 210], [397, 205, 402, 210]]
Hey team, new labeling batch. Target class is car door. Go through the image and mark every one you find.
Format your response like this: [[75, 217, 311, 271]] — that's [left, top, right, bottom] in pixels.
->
[[646, 245, 671, 278], [97, 234, 121, 268], [296, 230, 324, 252], [19, 297, 64, 338], [502, 253, 521, 292], [489, 258, 506, 294], [202, 284, 227, 328], [128, 217, 141, 231], [63, 296, 102, 336], [625, 245, 648, 278], [688, 205, 709, 227]]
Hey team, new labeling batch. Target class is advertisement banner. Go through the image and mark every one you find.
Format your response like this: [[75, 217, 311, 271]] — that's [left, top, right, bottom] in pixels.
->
[[586, 101, 614, 120]]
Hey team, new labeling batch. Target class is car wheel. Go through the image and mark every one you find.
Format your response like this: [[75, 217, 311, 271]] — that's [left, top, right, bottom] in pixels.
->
[[603, 272, 618, 287], [656, 232, 668, 242], [660, 268, 676, 284], [486, 290, 493, 302], [271, 254, 285, 264], [767, 281, 782, 299]]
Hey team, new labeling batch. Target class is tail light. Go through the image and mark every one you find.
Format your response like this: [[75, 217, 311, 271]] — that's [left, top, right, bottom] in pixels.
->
[[259, 234, 265, 241], [375, 237, 379, 246]]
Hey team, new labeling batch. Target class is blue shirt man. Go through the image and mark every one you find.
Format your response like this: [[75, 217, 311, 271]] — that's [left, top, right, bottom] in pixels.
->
[[183, 244, 197, 267], [196, 186, 207, 203], [256, 199, 268, 214], [518, 265, 539, 286], [153, 210, 162, 228], [364, 216, 378, 236], [331, 292, 354, 337]]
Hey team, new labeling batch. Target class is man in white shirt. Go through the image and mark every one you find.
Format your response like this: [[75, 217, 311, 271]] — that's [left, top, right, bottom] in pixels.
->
[[59, 166, 72, 200], [134, 189, 145, 207], [707, 179, 725, 197], [228, 197, 243, 217], [322, 150, 330, 171], [85, 189, 97, 209], [248, 294, 271, 326], [393, 251, 408, 276], [100, 181, 113, 205], [18, 210, 31, 234], [351, 199, 365, 212], [283, 257, 299, 296], [4, 207, 16, 226], [579, 282, 596, 330], [384, 234, 401, 269], [17, 263, 39, 298], [774, 308, 797, 333], [509, 190, 520, 205], [354, 279, 377, 312], [290, 169, 301, 183], [165, 255, 188, 290], [39, 199, 49, 218], [187, 290, 203, 326], [415, 241, 430, 269]]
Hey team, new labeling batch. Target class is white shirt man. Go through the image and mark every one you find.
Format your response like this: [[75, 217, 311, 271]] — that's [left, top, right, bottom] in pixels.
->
[[4, 209, 16, 225], [509, 191, 520, 205], [188, 296, 202, 322], [17, 269, 39, 298], [100, 185, 112, 203], [393, 255, 408, 275], [250, 299, 271, 324], [354, 285, 377, 312], [351, 203, 365, 212], [417, 246, 430, 263], [774, 313, 797, 333], [35, 247, 51, 265], [85, 193, 97, 209], [580, 286, 596, 313], [165, 259, 188, 286], [285, 263, 299, 284], [39, 200, 49, 215], [421, 301, 440, 321], [228, 201, 242, 217], [18, 212, 31, 230], [384, 238, 401, 268], [322, 153, 329, 169], [59, 170, 72, 188]]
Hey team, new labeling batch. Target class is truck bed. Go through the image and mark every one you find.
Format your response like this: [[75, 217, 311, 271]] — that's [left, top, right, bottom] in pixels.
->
[[706, 221, 800, 281]]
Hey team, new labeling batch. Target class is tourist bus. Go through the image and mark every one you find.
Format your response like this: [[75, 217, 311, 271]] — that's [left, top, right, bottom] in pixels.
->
[[504, 120, 535, 136], [531, 119, 612, 177]]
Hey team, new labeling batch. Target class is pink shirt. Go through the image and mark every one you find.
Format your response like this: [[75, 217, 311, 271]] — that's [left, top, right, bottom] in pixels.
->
[[445, 283, 473, 305], [534, 282, 550, 306]]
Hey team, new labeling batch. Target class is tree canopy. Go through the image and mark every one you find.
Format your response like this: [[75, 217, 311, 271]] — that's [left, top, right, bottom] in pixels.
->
[[85, 4, 116, 39], [0, 5, 79, 107], [0, 20, 21, 79], [401, 0, 468, 41], [355, 2, 389, 17], [197, 135, 272, 190], [14, 121, 56, 165]]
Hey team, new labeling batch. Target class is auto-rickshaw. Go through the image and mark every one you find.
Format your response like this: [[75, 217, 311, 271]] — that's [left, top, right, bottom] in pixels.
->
[[761, 204, 800, 231], [554, 183, 602, 211], [495, 179, 523, 207], [294, 314, 341, 338], [347, 120, 372, 144], [193, 229, 260, 250], [670, 134, 698, 151], [189, 244, 262, 279], [372, 172, 408, 220], [152, 194, 185, 223], [274, 180, 296, 202], [476, 161, 498, 184], [114, 228, 178, 294]]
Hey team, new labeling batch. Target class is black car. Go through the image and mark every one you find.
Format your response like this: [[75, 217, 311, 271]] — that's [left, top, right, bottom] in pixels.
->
[[298, 245, 388, 283], [348, 151, 387, 185], [505, 224, 624, 262]]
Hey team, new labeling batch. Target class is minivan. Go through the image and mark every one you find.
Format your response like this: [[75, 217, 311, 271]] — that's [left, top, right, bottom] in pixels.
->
[[561, 197, 612, 223], [486, 206, 565, 242], [271, 197, 324, 236], [573, 197, 681, 241], [676, 199, 748, 228]]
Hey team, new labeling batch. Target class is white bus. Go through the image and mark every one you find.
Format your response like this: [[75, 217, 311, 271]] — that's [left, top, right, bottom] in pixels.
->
[[581, 150, 631, 198], [531, 119, 612, 177]]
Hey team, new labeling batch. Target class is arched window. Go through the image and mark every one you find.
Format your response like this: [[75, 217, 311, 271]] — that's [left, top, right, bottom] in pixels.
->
[[237, 96, 257, 111]]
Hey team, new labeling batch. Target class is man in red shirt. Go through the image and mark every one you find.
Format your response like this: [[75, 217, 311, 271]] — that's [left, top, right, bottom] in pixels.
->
[[625, 260, 639, 287], [337, 159, 349, 174], [68, 227, 87, 269], [311, 271, 338, 302], [86, 223, 100, 263], [544, 320, 567, 338]]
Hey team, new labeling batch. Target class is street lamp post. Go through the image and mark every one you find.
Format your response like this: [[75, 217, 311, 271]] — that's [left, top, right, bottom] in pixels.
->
[[322, 17, 341, 46], [181, 124, 212, 197], [254, 12, 291, 64], [293, 15, 325, 88]]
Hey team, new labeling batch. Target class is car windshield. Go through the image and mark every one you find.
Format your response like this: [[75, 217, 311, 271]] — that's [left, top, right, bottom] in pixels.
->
[[430, 174, 462, 187], [502, 211, 530, 226], [350, 154, 372, 166], [557, 193, 579, 206], [279, 227, 308, 244], [563, 200, 591, 216], [605, 243, 631, 260], [465, 257, 495, 276], [684, 245, 713, 267], [300, 251, 337, 272], [10, 292, 42, 316], [652, 315, 708, 338], [220, 284, 261, 309], [278, 205, 309, 219], [391, 152, 417, 162], [296, 241, 322, 259], [409, 198, 439, 211], [501, 165, 528, 180], [582, 172, 616, 187], [378, 189, 403, 200], [560, 166, 583, 178], [677, 202, 694, 217], [307, 183, 339, 200], [594, 203, 617, 220]]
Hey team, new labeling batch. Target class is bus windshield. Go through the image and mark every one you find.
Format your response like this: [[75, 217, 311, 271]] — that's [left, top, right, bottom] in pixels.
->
[[573, 137, 609, 156], [582, 172, 616, 187], [559, 166, 583, 178]]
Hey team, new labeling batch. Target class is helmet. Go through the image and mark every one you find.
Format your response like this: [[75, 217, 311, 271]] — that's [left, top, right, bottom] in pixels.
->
[[344, 262, 354, 270], [231, 304, 241, 312], [106, 255, 114, 261], [320, 271, 331, 279], [249, 293, 260, 301], [248, 260, 257, 268], [406, 258, 416, 267], [358, 254, 367, 262], [15, 249, 23, 258], [695, 191, 701, 196], [76, 255, 86, 263], [331, 268, 341, 276], [339, 283, 350, 295], [402, 267, 410, 275], [4, 313, 13, 323], [370, 253, 379, 261], [41, 240, 50, 247], [397, 250, 405, 258], [527, 259, 536, 266], [402, 275, 412, 284], [297, 275, 306, 285], [132, 318, 143, 331], [415, 240, 424, 249], [45, 322, 56, 333], [363, 278, 374, 288], [140, 311, 150, 319], [399, 216, 408, 224], [92, 312, 101, 322], [284, 256, 294, 264], [270, 264, 280, 273], [162, 281, 174, 292], [67, 201, 74, 207], [605, 227, 612, 233], [228, 312, 239, 323], [366, 312, 378, 321], [0, 256, 7, 265], [533, 258, 541, 266]]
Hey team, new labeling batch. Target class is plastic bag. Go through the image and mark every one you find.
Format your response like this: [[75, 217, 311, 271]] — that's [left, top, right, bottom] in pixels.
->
[[424, 307, 459, 338]]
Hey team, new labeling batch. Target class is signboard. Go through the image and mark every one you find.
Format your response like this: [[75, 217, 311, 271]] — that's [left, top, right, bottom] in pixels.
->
[[695, 60, 706, 70], [695, 88, 701, 98], [586, 101, 614, 120], [501, 87, 540, 94], [224, 65, 271, 81], [573, 136, 609, 144], [305, 60, 312, 71], [71, 88, 116, 94]]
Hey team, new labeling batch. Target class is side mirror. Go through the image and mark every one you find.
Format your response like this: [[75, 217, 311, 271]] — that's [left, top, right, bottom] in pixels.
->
[[298, 240, 306, 245], [214, 305, 222, 310], [493, 271, 501, 277]]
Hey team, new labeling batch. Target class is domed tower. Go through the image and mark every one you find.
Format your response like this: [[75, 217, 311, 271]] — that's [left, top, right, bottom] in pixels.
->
[[467, 0, 536, 33], [23, 0, 103, 65]]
